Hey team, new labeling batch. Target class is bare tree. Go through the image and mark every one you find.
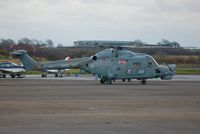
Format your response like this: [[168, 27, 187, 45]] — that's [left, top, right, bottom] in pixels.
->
[[46, 39, 54, 47]]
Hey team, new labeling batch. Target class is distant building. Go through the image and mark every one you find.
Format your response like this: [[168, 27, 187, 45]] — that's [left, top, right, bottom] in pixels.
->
[[73, 40, 136, 47], [73, 40, 180, 48]]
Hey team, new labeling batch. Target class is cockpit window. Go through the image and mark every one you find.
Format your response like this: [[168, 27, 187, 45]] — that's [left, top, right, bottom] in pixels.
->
[[146, 56, 158, 66], [10, 63, 17, 67]]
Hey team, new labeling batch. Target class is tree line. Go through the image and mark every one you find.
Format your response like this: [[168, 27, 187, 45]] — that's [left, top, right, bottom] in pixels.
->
[[0, 38, 199, 62], [0, 38, 67, 52]]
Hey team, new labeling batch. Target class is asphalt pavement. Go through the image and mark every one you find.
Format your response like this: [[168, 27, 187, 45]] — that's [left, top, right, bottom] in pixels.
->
[[0, 79, 200, 134], [12, 74, 200, 81]]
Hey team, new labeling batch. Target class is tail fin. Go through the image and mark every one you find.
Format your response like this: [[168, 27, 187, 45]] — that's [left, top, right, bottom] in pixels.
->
[[65, 56, 71, 60], [10, 50, 41, 71]]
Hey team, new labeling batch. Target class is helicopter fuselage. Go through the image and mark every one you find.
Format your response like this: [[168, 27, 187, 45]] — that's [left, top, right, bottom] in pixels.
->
[[80, 48, 176, 83]]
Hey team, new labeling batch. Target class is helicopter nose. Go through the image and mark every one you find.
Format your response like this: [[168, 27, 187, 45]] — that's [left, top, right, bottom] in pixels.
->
[[159, 64, 176, 80], [168, 64, 176, 73]]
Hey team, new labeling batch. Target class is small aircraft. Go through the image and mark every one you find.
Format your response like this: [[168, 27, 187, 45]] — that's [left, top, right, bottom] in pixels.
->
[[11, 48, 176, 84], [42, 57, 71, 77], [0, 61, 25, 78]]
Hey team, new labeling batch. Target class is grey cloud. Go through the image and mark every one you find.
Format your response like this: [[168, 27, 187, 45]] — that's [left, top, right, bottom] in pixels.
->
[[181, 0, 200, 12], [0, 0, 199, 46], [154, 0, 200, 13]]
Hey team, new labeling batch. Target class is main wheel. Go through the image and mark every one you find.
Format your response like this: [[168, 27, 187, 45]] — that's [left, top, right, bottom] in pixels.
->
[[42, 74, 47, 77], [16, 74, 23, 78], [3, 74, 6, 78], [106, 79, 112, 85], [11, 74, 16, 78], [55, 74, 58, 77], [141, 79, 147, 85], [122, 79, 126, 82], [100, 79, 105, 84]]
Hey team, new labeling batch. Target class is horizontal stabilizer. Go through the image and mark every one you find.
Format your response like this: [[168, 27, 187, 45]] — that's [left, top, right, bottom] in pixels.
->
[[10, 50, 27, 56]]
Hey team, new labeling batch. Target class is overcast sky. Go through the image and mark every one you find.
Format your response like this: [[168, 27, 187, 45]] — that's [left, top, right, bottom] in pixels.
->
[[0, 0, 200, 47]]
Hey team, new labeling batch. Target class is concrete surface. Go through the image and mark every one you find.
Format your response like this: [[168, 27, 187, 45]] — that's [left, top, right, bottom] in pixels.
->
[[7, 74, 200, 81], [0, 79, 200, 134]]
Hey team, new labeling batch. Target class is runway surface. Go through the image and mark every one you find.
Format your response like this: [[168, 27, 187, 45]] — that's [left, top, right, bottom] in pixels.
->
[[14, 74, 200, 81], [0, 79, 200, 134]]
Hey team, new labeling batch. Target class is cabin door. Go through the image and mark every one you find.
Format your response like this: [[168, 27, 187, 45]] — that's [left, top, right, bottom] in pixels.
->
[[111, 59, 127, 77], [127, 59, 145, 76]]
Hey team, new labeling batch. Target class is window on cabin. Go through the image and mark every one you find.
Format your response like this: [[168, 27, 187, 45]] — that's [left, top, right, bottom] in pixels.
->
[[133, 63, 141, 69], [5, 63, 11, 67]]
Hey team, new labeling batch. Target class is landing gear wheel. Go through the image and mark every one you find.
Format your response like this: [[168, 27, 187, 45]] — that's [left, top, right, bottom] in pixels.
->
[[42, 74, 47, 77], [11, 74, 16, 78], [122, 79, 126, 82], [59, 74, 63, 77], [16, 74, 23, 78], [55, 74, 58, 77], [3, 74, 6, 78], [106, 79, 112, 85], [100, 79, 105, 84], [141, 79, 147, 85], [100, 78, 112, 84]]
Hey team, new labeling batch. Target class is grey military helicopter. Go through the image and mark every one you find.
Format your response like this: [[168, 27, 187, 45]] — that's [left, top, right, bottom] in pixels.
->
[[11, 47, 176, 84]]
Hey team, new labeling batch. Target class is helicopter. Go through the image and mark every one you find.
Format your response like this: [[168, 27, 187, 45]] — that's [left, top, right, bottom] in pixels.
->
[[11, 47, 176, 84]]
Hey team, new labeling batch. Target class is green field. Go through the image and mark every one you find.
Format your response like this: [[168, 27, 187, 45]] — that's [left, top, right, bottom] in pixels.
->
[[176, 68, 200, 75], [176, 64, 200, 75]]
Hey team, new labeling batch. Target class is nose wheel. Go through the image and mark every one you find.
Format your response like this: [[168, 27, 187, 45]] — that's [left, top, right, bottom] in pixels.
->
[[41, 74, 47, 77], [55, 73, 63, 77], [141, 79, 147, 85]]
